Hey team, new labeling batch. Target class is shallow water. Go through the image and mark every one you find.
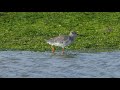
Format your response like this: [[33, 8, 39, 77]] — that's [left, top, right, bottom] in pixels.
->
[[0, 50, 120, 78]]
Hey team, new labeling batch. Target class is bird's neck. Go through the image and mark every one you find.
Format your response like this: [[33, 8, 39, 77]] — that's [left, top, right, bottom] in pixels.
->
[[69, 36, 76, 41]]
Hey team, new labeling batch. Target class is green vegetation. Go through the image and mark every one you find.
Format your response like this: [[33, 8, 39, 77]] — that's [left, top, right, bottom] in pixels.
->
[[0, 12, 120, 52]]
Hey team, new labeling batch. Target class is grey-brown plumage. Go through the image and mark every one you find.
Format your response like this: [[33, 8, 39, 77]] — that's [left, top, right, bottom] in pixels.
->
[[46, 31, 78, 54]]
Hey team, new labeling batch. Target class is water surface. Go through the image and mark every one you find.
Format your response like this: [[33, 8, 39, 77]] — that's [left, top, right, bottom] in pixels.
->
[[0, 51, 120, 78]]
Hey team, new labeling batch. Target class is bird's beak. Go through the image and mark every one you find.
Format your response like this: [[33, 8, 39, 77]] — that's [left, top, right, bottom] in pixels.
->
[[77, 33, 79, 36]]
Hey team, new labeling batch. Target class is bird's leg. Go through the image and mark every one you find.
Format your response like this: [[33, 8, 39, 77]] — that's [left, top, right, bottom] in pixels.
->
[[51, 46, 55, 53], [62, 48, 64, 54]]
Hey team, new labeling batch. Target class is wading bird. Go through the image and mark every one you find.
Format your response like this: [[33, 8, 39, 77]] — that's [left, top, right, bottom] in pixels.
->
[[46, 31, 78, 54]]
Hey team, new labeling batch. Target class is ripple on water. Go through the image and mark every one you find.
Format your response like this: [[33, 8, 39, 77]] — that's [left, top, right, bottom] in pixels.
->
[[0, 51, 120, 78]]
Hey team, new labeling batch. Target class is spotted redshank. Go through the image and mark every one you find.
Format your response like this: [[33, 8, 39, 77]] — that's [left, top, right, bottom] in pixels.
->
[[46, 31, 78, 54]]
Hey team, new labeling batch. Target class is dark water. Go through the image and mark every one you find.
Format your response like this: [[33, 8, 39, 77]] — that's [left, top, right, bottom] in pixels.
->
[[0, 51, 120, 78]]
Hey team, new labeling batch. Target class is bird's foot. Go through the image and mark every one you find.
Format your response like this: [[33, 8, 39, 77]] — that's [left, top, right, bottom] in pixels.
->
[[52, 47, 55, 53]]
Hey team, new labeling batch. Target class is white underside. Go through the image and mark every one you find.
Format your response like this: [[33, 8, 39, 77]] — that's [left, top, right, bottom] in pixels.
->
[[47, 40, 72, 48]]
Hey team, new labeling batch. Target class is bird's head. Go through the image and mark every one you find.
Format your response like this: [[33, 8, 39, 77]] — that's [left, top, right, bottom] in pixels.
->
[[69, 31, 78, 37]]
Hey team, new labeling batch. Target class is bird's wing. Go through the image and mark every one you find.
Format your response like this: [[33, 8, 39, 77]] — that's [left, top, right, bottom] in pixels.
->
[[49, 35, 69, 43]]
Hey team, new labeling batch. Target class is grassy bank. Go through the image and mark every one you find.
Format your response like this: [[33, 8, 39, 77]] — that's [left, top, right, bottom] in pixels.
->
[[0, 12, 120, 52]]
